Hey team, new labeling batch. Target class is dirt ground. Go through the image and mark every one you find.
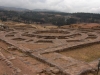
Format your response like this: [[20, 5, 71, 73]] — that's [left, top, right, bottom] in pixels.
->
[[60, 43, 100, 62], [21, 43, 54, 50]]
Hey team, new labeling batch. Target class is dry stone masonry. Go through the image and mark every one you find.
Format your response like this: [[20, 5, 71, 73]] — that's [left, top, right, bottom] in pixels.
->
[[0, 24, 100, 75]]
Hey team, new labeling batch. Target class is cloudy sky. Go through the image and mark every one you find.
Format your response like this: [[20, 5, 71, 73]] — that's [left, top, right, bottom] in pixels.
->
[[0, 0, 100, 13]]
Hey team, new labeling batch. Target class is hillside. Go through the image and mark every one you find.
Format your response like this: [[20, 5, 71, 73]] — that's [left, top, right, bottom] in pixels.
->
[[0, 6, 29, 11], [0, 7, 100, 26]]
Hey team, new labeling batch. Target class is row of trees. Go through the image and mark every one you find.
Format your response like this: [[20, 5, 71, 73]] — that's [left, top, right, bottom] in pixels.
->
[[0, 10, 100, 26]]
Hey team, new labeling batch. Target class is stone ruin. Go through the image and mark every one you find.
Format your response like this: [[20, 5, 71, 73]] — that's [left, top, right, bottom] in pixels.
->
[[0, 23, 9, 31], [0, 25, 100, 75]]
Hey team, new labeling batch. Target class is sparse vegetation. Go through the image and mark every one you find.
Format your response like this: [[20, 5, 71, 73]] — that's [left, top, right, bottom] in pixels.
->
[[61, 43, 100, 62]]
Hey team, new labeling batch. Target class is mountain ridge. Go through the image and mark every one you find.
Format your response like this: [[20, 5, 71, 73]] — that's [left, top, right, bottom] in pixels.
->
[[0, 6, 30, 11]]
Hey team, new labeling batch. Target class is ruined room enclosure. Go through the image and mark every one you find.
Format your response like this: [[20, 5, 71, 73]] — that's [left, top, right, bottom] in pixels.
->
[[0, 39, 50, 75], [0, 26, 100, 75], [60, 43, 100, 62]]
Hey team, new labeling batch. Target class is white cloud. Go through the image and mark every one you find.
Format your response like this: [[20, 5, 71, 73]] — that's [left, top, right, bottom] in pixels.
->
[[90, 7, 100, 13], [0, 0, 100, 13]]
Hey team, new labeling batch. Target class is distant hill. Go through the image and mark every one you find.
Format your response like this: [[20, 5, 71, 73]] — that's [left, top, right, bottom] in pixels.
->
[[0, 6, 30, 11], [33, 9, 61, 12], [0, 6, 62, 12], [0, 6, 100, 26]]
